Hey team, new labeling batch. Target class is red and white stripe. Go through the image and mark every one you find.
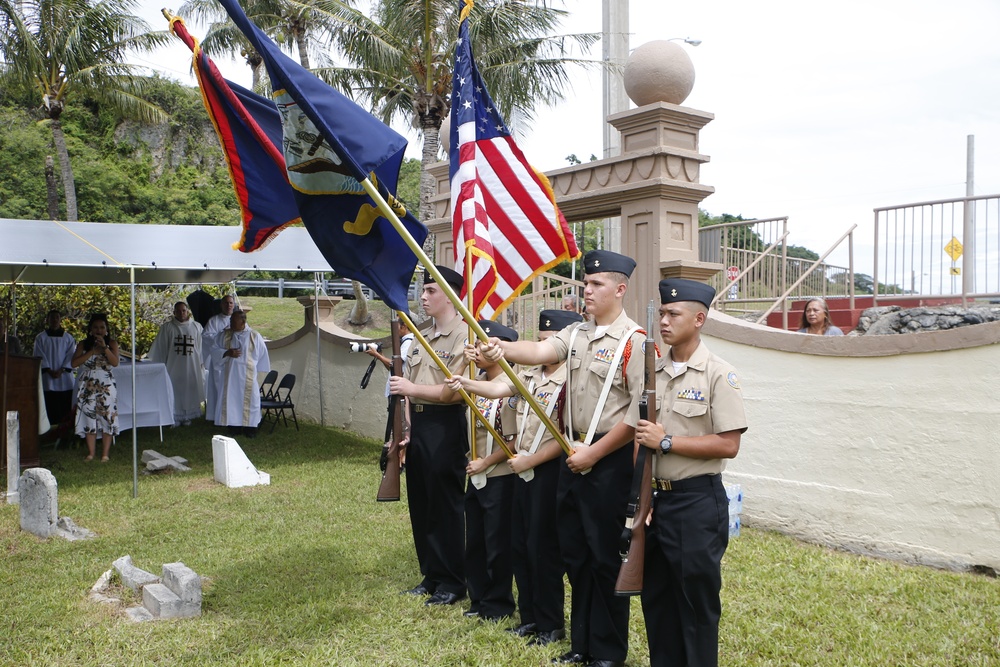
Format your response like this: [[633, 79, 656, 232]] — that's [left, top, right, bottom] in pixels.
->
[[451, 121, 578, 319]]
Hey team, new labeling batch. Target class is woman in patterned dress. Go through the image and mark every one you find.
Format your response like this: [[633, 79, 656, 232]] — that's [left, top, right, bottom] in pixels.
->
[[72, 314, 120, 462]]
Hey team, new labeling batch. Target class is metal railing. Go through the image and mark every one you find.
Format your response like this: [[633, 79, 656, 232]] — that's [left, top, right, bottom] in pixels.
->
[[755, 225, 856, 328], [503, 272, 584, 339], [699, 218, 855, 325], [873, 193, 1000, 306]]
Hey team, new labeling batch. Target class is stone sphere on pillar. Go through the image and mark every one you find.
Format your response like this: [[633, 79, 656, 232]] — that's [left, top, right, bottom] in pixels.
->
[[438, 115, 452, 157], [624, 40, 696, 106]]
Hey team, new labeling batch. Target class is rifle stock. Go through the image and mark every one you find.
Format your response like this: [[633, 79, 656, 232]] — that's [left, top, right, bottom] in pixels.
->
[[376, 318, 403, 502], [615, 301, 657, 595]]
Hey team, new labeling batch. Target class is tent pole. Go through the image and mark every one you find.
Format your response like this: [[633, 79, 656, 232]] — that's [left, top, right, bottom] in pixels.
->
[[131, 268, 138, 499], [315, 272, 325, 427]]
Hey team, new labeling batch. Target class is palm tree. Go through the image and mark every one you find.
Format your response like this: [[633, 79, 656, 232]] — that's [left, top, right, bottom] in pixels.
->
[[319, 0, 599, 226], [179, 0, 344, 93], [0, 0, 171, 221]]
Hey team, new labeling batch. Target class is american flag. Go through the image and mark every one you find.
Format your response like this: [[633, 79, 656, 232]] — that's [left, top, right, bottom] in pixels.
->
[[448, 0, 580, 319]]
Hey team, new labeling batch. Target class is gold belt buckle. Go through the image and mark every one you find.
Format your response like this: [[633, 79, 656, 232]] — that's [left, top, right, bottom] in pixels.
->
[[413, 404, 425, 413], [652, 479, 672, 491]]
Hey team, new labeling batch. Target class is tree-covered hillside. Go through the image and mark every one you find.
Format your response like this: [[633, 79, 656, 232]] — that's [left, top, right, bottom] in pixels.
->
[[0, 77, 241, 224]]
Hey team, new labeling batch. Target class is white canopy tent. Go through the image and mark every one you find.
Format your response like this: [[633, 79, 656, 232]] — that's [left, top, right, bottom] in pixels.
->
[[0, 218, 337, 497]]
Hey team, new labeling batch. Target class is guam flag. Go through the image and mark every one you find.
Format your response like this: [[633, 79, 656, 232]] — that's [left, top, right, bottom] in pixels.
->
[[167, 9, 426, 311]]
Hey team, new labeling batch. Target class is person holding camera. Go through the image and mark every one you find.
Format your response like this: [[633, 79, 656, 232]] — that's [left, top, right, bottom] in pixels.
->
[[388, 266, 469, 607], [72, 313, 120, 462], [364, 320, 414, 442]]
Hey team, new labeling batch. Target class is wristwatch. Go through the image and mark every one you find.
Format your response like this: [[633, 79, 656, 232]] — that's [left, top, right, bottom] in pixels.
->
[[659, 434, 673, 454]]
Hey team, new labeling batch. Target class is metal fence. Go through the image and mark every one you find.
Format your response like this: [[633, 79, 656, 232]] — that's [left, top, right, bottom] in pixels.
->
[[503, 272, 584, 339], [699, 217, 854, 319], [873, 193, 1000, 305]]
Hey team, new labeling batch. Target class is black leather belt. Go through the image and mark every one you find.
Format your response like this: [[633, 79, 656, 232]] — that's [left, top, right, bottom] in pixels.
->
[[652, 474, 718, 492], [412, 403, 463, 413], [570, 431, 606, 442]]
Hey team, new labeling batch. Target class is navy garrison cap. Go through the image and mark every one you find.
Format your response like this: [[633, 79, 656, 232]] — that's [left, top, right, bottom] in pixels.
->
[[538, 309, 583, 331], [479, 320, 518, 342], [584, 250, 636, 277], [424, 265, 464, 290], [659, 278, 716, 308]]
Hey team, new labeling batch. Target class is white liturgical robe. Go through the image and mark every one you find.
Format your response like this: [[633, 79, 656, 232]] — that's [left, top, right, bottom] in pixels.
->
[[33, 329, 76, 392], [202, 313, 231, 422], [149, 317, 206, 422], [213, 327, 270, 427]]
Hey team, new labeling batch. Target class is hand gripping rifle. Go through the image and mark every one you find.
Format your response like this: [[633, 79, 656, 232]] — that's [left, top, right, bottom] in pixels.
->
[[615, 300, 657, 595], [376, 316, 404, 502]]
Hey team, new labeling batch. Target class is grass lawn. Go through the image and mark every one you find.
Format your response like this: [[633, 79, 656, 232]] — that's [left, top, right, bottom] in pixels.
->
[[2, 421, 998, 666]]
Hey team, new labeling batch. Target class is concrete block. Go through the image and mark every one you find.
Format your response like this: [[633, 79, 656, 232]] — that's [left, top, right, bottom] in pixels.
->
[[18, 468, 58, 538], [212, 435, 269, 488], [162, 562, 202, 606], [143, 583, 183, 619], [125, 606, 155, 622], [113, 555, 160, 592]]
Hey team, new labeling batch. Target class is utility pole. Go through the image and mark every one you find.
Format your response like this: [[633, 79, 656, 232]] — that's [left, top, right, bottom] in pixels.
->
[[963, 134, 975, 298], [601, 0, 629, 252]]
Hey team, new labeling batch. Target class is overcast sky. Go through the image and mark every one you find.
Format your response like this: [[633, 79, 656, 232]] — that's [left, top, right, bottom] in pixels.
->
[[138, 0, 1000, 274]]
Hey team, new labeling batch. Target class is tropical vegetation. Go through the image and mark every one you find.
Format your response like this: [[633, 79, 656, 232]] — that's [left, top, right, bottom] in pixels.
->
[[0, 0, 171, 220]]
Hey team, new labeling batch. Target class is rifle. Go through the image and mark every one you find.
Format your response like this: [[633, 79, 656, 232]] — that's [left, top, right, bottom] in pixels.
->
[[376, 316, 404, 502], [615, 300, 657, 595]]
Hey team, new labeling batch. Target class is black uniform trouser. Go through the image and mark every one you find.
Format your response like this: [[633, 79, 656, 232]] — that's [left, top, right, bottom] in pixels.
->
[[641, 474, 729, 667], [465, 473, 515, 619], [557, 441, 632, 662], [512, 456, 564, 632], [405, 405, 468, 595]]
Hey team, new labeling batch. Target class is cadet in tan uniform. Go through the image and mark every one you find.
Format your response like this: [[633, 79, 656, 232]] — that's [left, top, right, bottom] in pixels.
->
[[450, 309, 583, 646], [634, 278, 748, 667], [389, 266, 469, 606], [481, 250, 644, 667], [461, 320, 519, 622]]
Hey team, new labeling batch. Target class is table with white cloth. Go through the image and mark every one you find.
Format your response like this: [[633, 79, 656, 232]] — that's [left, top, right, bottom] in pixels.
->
[[75, 361, 175, 434], [114, 362, 175, 432]]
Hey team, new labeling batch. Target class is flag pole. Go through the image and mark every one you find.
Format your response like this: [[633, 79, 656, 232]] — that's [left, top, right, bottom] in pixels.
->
[[465, 247, 478, 462], [397, 310, 514, 460], [359, 177, 573, 457]]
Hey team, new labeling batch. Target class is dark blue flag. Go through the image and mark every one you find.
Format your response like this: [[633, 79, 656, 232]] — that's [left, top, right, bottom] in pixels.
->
[[215, 0, 426, 311]]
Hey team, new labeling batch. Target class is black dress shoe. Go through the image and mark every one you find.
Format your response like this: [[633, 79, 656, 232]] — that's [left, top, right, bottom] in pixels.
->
[[552, 651, 590, 665], [462, 608, 480, 618], [505, 622, 537, 637], [528, 628, 566, 646], [425, 590, 465, 606], [587, 660, 624, 667], [401, 584, 431, 596]]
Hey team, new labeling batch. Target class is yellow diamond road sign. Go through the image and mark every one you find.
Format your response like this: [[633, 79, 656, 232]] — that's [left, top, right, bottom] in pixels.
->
[[944, 237, 963, 261]]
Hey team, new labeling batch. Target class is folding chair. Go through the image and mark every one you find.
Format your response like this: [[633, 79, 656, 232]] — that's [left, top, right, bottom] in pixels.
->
[[260, 373, 298, 433], [259, 369, 279, 401]]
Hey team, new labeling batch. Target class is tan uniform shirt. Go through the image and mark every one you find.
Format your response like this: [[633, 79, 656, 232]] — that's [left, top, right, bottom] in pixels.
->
[[499, 363, 567, 456], [652, 340, 747, 481], [405, 315, 467, 405], [546, 309, 645, 436], [469, 393, 518, 478]]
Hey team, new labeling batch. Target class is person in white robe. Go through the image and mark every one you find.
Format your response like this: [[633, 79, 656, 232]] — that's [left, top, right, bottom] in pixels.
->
[[202, 294, 235, 423], [33, 309, 77, 430], [213, 309, 270, 436], [148, 301, 205, 425]]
